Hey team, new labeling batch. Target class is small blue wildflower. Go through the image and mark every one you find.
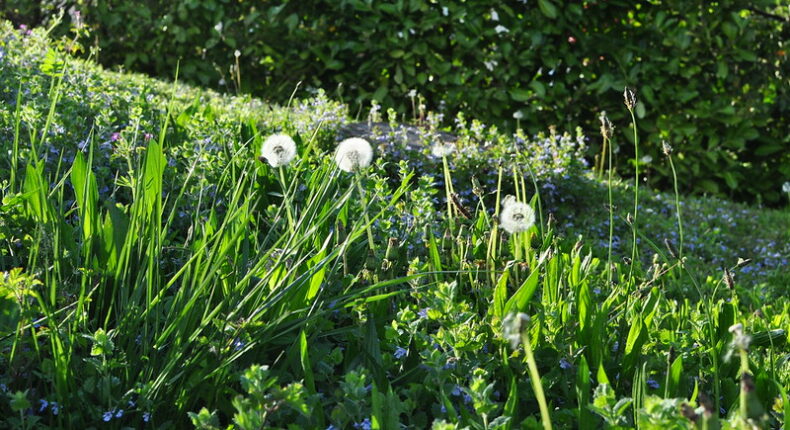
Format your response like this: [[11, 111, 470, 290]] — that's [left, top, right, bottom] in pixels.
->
[[559, 358, 572, 370], [451, 386, 462, 396], [353, 418, 372, 430], [326, 425, 338, 430], [115, 409, 124, 418], [394, 347, 408, 359], [418, 308, 428, 318], [440, 404, 447, 413], [39, 399, 49, 412], [462, 393, 472, 405], [646, 378, 659, 389], [233, 339, 245, 351], [50, 402, 59, 415], [143, 412, 151, 422], [103, 411, 113, 422], [0, 383, 7, 392]]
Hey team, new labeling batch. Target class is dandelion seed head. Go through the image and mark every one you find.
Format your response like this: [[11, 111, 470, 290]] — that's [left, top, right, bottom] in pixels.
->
[[431, 142, 455, 158], [502, 312, 530, 348], [260, 134, 297, 167], [500, 201, 535, 234], [335, 138, 373, 172]]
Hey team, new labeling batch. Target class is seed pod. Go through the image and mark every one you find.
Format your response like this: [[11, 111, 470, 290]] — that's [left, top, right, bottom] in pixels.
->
[[723, 268, 735, 290]]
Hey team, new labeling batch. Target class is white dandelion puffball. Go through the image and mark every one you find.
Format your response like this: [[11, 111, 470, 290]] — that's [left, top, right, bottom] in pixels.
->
[[431, 142, 455, 158], [335, 137, 373, 172], [261, 134, 297, 167], [500, 200, 535, 234]]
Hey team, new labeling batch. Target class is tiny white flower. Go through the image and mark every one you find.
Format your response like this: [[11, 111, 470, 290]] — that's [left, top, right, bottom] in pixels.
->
[[260, 134, 297, 168], [490, 9, 499, 21], [500, 200, 535, 234], [783, 181, 790, 193], [408, 89, 417, 98], [431, 142, 455, 158], [442, 6, 449, 16], [234, 49, 241, 58], [495, 25, 509, 34], [513, 111, 524, 120], [335, 138, 374, 172], [484, 60, 498, 71]]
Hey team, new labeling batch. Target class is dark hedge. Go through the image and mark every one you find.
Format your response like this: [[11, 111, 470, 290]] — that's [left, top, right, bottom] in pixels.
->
[[2, 0, 788, 204]]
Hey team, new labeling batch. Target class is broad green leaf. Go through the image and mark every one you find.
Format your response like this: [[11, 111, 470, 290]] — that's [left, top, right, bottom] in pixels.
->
[[537, 0, 558, 19], [504, 268, 539, 315]]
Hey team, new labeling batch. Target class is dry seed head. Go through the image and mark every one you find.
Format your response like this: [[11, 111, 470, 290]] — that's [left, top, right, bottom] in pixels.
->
[[623, 87, 637, 110], [723, 267, 735, 290], [599, 111, 614, 139], [260, 134, 297, 167], [500, 201, 535, 234], [662, 140, 673, 156], [335, 137, 373, 172]]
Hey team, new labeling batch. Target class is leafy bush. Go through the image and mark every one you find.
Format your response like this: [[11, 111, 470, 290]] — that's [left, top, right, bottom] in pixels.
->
[[2, 0, 788, 204]]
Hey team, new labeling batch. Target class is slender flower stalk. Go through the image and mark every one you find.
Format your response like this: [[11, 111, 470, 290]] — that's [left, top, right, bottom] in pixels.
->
[[663, 141, 684, 263], [624, 87, 640, 283], [600, 112, 615, 287], [503, 313, 552, 430], [334, 137, 376, 252], [261, 134, 298, 232], [441, 153, 457, 230]]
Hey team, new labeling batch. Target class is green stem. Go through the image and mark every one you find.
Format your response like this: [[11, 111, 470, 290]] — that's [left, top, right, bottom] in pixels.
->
[[442, 155, 455, 231], [278, 167, 296, 234], [355, 177, 376, 253], [627, 108, 639, 286], [668, 155, 684, 262], [606, 133, 614, 288], [521, 331, 553, 430]]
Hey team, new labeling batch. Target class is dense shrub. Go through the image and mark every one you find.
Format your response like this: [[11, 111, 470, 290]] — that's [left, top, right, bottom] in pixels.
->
[[1, 1, 788, 205]]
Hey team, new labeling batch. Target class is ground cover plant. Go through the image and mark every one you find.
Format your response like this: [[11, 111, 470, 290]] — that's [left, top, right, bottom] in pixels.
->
[[1, 21, 789, 429]]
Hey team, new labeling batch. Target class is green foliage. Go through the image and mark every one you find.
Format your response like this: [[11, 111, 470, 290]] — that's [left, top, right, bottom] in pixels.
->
[[3, 1, 788, 204], [0, 20, 788, 430]]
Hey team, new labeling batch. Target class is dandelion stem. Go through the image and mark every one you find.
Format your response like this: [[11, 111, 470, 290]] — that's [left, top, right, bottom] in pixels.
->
[[521, 330, 553, 430], [278, 167, 296, 234]]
